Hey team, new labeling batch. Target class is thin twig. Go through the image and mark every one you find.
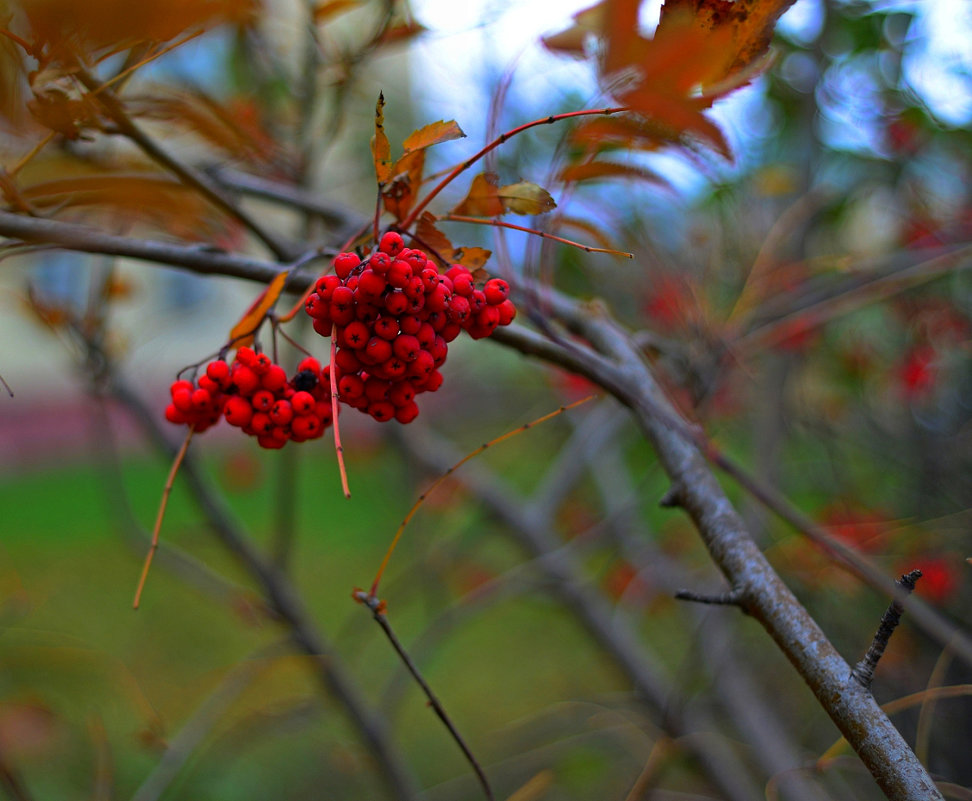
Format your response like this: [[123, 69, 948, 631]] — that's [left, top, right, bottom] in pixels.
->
[[851, 570, 923, 690], [674, 588, 745, 607], [354, 591, 494, 801]]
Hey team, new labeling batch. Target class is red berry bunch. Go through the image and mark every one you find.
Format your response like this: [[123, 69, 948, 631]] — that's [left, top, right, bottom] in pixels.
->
[[303, 231, 516, 424], [165, 348, 333, 449]]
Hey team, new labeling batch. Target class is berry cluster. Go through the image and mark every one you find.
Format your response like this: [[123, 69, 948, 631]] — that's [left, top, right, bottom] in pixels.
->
[[303, 232, 516, 424], [165, 348, 332, 449]]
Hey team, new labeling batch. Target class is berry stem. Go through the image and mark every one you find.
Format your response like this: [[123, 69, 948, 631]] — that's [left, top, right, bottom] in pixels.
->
[[368, 394, 596, 596], [440, 214, 633, 258], [330, 324, 351, 498], [133, 426, 194, 608], [400, 107, 627, 230]]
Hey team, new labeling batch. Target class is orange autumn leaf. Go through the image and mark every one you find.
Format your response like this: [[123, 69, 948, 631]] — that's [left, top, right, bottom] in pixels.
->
[[371, 92, 392, 185], [382, 149, 425, 221], [402, 119, 466, 153], [229, 271, 289, 348], [415, 212, 455, 264], [570, 115, 671, 152], [658, 0, 797, 86], [453, 247, 491, 271], [453, 173, 556, 217]]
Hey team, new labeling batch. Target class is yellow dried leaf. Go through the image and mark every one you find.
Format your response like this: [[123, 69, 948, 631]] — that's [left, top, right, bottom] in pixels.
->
[[371, 92, 392, 185], [453, 247, 491, 271], [452, 172, 505, 217], [497, 181, 556, 215]]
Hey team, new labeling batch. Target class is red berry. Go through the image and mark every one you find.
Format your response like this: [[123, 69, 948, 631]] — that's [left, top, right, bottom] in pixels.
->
[[270, 399, 294, 425], [364, 337, 393, 365], [315, 274, 341, 298], [379, 231, 404, 256], [389, 381, 415, 407], [305, 293, 330, 319], [333, 252, 360, 279], [224, 396, 253, 427], [384, 291, 409, 316], [252, 353, 272, 375], [342, 321, 370, 349], [369, 252, 393, 274], [484, 278, 510, 305], [452, 273, 474, 297], [297, 357, 322, 374], [393, 334, 421, 362], [172, 386, 194, 413], [394, 400, 420, 424], [291, 391, 315, 415], [374, 317, 399, 340], [292, 415, 321, 439], [399, 314, 421, 335], [338, 374, 365, 399], [387, 260, 412, 289], [236, 346, 258, 366], [206, 360, 230, 386], [165, 403, 185, 424], [191, 388, 213, 412], [364, 377, 391, 403], [368, 401, 395, 422], [357, 269, 387, 298], [250, 412, 273, 435], [382, 358, 408, 379], [262, 364, 288, 392], [497, 299, 516, 325], [335, 348, 363, 374], [251, 389, 275, 412]]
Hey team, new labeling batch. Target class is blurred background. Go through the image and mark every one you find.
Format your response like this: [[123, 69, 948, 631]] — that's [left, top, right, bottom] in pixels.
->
[[1, 0, 970, 799]]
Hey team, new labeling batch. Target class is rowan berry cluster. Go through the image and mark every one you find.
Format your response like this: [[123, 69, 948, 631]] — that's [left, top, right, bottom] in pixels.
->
[[165, 348, 333, 449], [303, 232, 516, 424]]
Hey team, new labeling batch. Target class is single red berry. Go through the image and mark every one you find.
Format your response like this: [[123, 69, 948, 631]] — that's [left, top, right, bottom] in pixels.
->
[[342, 321, 370, 349], [484, 278, 510, 305], [452, 273, 474, 297], [224, 396, 253, 427], [382, 357, 408, 379], [393, 334, 421, 362], [262, 364, 288, 392], [408, 350, 435, 380], [206, 360, 230, 386], [312, 316, 334, 337], [305, 293, 331, 319], [333, 252, 361, 279], [387, 260, 412, 289], [416, 322, 436, 350], [172, 386, 194, 413], [389, 381, 415, 407], [315, 274, 341, 298], [270, 399, 294, 425], [198, 374, 220, 395], [257, 434, 286, 450], [251, 389, 275, 412], [297, 356, 322, 374], [447, 295, 470, 324], [191, 388, 214, 412], [379, 231, 405, 256], [236, 346, 258, 366], [231, 365, 260, 395], [165, 403, 185, 424], [497, 299, 516, 326], [384, 291, 409, 316], [394, 400, 420, 424], [291, 391, 315, 415], [364, 336, 393, 365], [292, 414, 321, 439], [369, 252, 393, 274], [357, 269, 387, 299], [329, 286, 355, 326], [367, 401, 395, 422], [399, 314, 421, 335], [373, 316, 399, 340], [250, 412, 274, 435], [424, 370, 444, 392], [441, 322, 462, 342], [252, 353, 272, 375], [338, 374, 365, 400]]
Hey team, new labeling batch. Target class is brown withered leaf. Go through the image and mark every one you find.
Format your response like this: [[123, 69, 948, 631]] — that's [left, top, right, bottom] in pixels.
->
[[658, 0, 796, 84], [453, 172, 504, 217], [19, 173, 219, 238], [377, 19, 426, 47], [18, 0, 255, 59], [229, 271, 289, 348], [371, 92, 392, 185], [402, 120, 466, 154], [453, 247, 491, 271], [382, 149, 425, 222], [559, 160, 668, 187], [453, 173, 556, 217], [415, 212, 455, 265]]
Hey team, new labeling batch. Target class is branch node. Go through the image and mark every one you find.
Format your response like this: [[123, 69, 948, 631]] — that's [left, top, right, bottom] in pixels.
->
[[659, 485, 684, 508], [674, 587, 745, 607], [850, 569, 922, 690]]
